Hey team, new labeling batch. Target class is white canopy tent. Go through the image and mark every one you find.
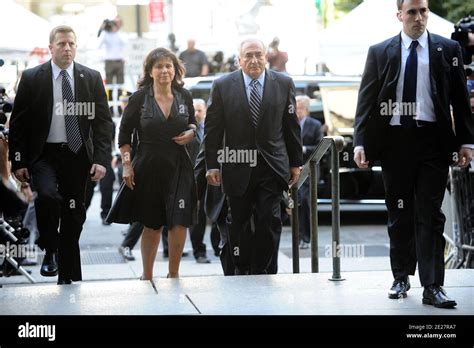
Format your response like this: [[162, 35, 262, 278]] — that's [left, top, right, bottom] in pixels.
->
[[0, 0, 52, 59], [319, 0, 455, 75]]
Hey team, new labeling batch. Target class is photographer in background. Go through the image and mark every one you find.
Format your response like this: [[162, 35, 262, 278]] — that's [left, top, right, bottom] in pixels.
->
[[451, 16, 474, 113], [0, 95, 34, 276], [98, 16, 126, 89]]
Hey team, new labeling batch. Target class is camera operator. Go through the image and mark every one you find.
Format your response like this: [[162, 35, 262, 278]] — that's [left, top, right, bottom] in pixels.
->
[[98, 16, 126, 87], [0, 95, 34, 276], [451, 16, 474, 113]]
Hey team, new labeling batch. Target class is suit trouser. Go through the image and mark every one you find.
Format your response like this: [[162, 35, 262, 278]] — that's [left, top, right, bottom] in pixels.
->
[[227, 159, 282, 275], [121, 221, 144, 249], [298, 180, 311, 243], [215, 201, 235, 275], [190, 197, 208, 258], [32, 144, 89, 281], [190, 199, 221, 259], [381, 125, 449, 287]]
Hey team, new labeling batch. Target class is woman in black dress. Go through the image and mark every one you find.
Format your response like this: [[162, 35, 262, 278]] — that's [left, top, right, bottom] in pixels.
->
[[107, 48, 197, 279]]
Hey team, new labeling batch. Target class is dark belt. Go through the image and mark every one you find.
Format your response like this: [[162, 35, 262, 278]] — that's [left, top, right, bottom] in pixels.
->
[[45, 142, 68, 148], [44, 142, 71, 152], [415, 120, 437, 127]]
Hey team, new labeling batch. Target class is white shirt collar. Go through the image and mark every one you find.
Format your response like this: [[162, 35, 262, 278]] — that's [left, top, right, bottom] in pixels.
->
[[51, 60, 74, 80], [401, 30, 428, 50], [242, 69, 265, 88]]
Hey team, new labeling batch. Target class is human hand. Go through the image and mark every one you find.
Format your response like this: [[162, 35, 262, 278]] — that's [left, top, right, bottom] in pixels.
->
[[288, 166, 302, 188], [206, 170, 221, 186], [354, 148, 369, 169], [456, 147, 473, 168], [122, 163, 135, 190], [172, 129, 195, 145], [90, 164, 106, 182], [13, 168, 30, 183]]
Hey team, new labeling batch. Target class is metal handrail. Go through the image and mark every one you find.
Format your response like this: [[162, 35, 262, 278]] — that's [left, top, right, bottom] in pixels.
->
[[290, 136, 345, 281]]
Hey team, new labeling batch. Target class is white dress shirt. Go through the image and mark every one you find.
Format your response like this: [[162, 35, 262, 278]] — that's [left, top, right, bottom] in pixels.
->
[[98, 31, 126, 60], [390, 30, 435, 125], [47, 61, 74, 143], [242, 70, 265, 103]]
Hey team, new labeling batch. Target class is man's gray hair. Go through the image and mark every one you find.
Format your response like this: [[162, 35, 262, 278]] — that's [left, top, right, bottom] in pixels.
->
[[193, 98, 206, 107], [238, 38, 267, 57], [296, 95, 311, 110]]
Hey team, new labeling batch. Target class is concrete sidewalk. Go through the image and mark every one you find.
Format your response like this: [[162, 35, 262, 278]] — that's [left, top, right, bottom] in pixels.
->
[[1, 269, 472, 315]]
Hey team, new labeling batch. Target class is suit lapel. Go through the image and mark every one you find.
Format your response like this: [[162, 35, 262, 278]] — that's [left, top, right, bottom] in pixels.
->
[[428, 31, 442, 98], [258, 68, 274, 128], [385, 34, 402, 95], [73, 63, 88, 129], [74, 62, 85, 103], [41, 61, 54, 126], [232, 71, 253, 125]]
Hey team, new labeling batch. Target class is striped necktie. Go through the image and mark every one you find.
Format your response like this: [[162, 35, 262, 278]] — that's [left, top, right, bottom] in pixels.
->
[[61, 70, 83, 153], [249, 79, 262, 128]]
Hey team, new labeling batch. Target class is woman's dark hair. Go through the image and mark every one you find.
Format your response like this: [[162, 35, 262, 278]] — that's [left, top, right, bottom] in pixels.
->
[[137, 47, 185, 89]]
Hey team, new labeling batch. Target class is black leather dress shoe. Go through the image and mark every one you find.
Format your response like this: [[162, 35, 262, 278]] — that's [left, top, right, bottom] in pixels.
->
[[388, 277, 410, 299], [234, 268, 249, 275], [57, 279, 72, 285], [40, 251, 58, 277], [422, 285, 457, 308], [196, 256, 211, 264]]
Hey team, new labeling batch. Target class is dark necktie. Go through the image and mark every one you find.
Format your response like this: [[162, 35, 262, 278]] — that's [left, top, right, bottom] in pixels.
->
[[61, 70, 83, 153], [401, 40, 418, 128], [249, 79, 262, 128]]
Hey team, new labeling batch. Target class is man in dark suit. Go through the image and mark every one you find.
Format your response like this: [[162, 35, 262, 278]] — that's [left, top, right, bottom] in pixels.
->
[[295, 95, 323, 249], [353, 0, 474, 308], [187, 98, 220, 263], [195, 142, 234, 275], [205, 38, 302, 275], [9, 26, 113, 284]]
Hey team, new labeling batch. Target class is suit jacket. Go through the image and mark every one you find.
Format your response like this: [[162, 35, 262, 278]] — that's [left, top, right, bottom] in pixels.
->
[[301, 116, 323, 163], [353, 32, 474, 162], [9, 60, 113, 171], [204, 69, 303, 196]]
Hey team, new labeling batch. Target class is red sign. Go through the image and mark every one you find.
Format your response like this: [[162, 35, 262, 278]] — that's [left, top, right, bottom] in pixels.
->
[[149, 0, 165, 23]]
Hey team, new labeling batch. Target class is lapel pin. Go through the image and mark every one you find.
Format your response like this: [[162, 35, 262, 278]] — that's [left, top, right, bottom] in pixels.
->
[[437, 47, 442, 52], [80, 74, 84, 78]]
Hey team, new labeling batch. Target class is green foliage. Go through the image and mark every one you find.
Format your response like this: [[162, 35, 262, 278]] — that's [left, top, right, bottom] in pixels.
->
[[334, 0, 363, 13], [332, 0, 471, 24], [441, 0, 473, 23]]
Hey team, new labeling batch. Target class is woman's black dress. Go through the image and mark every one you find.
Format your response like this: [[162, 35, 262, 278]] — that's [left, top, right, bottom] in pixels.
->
[[106, 86, 197, 229]]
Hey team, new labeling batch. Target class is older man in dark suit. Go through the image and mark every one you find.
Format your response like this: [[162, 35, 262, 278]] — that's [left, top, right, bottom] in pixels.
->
[[353, 0, 474, 307], [204, 38, 302, 275], [9, 25, 113, 284]]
